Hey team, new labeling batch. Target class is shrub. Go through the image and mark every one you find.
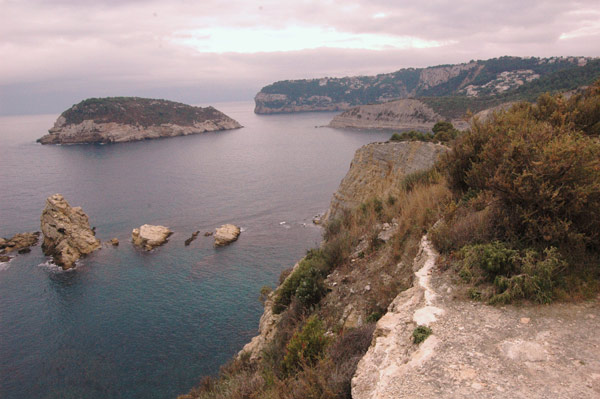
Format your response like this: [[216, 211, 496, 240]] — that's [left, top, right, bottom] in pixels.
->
[[412, 325, 432, 344], [390, 130, 431, 142], [432, 121, 459, 143], [401, 168, 441, 192], [283, 316, 330, 375], [460, 242, 518, 281]]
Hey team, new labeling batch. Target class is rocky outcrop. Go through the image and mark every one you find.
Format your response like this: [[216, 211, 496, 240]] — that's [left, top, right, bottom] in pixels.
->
[[185, 231, 200, 246], [325, 141, 448, 221], [40, 194, 101, 269], [328, 99, 469, 131], [37, 97, 242, 145], [214, 224, 241, 246], [0, 232, 40, 258], [254, 92, 352, 114], [131, 224, 172, 251]]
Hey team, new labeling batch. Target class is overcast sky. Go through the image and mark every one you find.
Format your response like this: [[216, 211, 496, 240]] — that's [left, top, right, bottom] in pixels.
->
[[1, 0, 599, 115]]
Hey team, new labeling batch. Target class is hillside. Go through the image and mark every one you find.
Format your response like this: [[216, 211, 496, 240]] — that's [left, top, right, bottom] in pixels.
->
[[180, 81, 600, 399], [254, 56, 600, 117], [37, 97, 242, 144]]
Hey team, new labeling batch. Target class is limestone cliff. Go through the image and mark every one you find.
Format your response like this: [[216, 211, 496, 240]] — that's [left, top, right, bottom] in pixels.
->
[[37, 97, 242, 145], [328, 99, 469, 131], [325, 141, 448, 221], [40, 194, 101, 269], [254, 56, 597, 114]]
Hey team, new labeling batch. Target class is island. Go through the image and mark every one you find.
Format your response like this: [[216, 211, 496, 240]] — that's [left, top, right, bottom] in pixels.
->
[[37, 97, 242, 145]]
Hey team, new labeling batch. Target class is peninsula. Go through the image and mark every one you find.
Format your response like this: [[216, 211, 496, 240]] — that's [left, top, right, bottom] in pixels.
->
[[37, 97, 242, 145]]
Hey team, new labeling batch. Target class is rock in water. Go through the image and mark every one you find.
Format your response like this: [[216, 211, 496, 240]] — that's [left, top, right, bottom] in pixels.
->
[[0, 232, 40, 256], [40, 194, 101, 270], [131, 224, 172, 251], [185, 231, 200, 246], [214, 224, 241, 246], [37, 97, 242, 145]]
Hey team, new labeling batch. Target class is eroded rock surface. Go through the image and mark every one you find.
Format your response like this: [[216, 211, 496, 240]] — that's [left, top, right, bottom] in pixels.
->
[[325, 141, 448, 221], [352, 236, 600, 399], [214, 224, 241, 246], [329, 99, 468, 131], [0, 232, 40, 258], [131, 224, 172, 251], [40, 194, 101, 269]]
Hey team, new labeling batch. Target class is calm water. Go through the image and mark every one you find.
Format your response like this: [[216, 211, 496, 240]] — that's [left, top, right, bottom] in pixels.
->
[[0, 102, 392, 399]]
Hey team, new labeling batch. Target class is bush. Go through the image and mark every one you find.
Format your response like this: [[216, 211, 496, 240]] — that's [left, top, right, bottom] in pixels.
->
[[460, 242, 517, 281], [283, 316, 330, 375], [390, 130, 431, 142], [401, 168, 441, 192], [432, 121, 459, 143], [412, 325, 432, 344]]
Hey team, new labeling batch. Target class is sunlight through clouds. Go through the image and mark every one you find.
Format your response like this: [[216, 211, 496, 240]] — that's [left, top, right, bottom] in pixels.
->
[[172, 26, 453, 53]]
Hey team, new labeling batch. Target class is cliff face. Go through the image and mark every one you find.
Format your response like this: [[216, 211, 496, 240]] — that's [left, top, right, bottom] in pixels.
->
[[254, 56, 596, 115], [37, 97, 242, 144], [328, 99, 469, 131], [325, 141, 448, 221]]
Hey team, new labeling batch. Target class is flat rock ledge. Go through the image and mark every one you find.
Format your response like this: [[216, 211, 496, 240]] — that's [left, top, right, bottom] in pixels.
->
[[132, 224, 172, 251], [214, 224, 241, 247], [0, 232, 40, 261], [40, 194, 101, 270]]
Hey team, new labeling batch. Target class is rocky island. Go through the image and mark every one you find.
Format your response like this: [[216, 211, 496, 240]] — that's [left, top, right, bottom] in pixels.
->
[[132, 224, 172, 251], [37, 97, 242, 145], [40, 194, 101, 269]]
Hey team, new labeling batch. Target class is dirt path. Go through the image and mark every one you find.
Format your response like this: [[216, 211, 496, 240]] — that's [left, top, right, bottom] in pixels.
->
[[353, 236, 600, 399]]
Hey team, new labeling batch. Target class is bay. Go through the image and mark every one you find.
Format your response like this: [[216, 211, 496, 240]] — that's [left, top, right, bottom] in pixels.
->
[[0, 101, 392, 399]]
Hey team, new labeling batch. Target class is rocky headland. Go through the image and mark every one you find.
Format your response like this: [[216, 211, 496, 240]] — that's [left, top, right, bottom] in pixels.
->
[[325, 141, 448, 221], [37, 97, 242, 145], [40, 194, 101, 269], [328, 99, 469, 131], [214, 224, 241, 247], [132, 224, 173, 251], [254, 56, 599, 115]]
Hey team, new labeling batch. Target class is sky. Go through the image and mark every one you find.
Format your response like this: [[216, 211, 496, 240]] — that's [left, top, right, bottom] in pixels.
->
[[1, 0, 600, 115]]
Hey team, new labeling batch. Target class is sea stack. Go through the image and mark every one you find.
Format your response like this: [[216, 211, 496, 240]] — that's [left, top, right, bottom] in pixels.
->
[[131, 224, 172, 251], [40, 194, 101, 269], [37, 97, 242, 145], [214, 224, 241, 246]]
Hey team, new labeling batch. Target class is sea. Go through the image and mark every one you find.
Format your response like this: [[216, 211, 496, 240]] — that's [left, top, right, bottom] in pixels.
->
[[0, 101, 392, 399]]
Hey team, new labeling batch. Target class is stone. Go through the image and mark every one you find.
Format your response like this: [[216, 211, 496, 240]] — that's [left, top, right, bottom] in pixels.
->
[[214, 224, 241, 246], [40, 194, 101, 270], [204, 231, 213, 236], [0, 232, 40, 254], [110, 238, 119, 246], [520, 317, 531, 324], [0, 255, 10, 262], [131, 224, 172, 251], [185, 231, 200, 246]]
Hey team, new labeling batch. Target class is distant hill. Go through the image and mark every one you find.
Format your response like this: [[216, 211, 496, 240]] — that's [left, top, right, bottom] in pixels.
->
[[254, 56, 600, 117]]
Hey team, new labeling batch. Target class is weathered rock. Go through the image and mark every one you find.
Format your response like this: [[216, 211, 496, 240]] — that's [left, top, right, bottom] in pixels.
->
[[185, 231, 200, 246], [0, 255, 10, 262], [325, 141, 448, 221], [37, 97, 242, 145], [204, 231, 213, 237], [131, 224, 172, 251], [110, 238, 119, 246], [0, 232, 40, 254], [214, 224, 241, 246], [329, 99, 469, 131], [40, 194, 101, 269]]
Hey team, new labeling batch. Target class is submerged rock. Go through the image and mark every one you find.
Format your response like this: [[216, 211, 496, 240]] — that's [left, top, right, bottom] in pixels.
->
[[40, 194, 101, 270], [110, 238, 119, 246], [185, 231, 200, 246], [214, 224, 241, 246], [131, 224, 172, 251]]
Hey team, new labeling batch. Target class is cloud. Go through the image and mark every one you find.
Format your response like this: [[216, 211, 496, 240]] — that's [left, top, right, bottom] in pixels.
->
[[1, 0, 599, 115]]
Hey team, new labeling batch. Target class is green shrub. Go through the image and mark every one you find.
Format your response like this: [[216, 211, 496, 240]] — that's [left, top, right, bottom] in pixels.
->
[[390, 130, 431, 142], [401, 168, 441, 192], [283, 316, 330, 375], [412, 325, 432, 344], [461, 242, 517, 281]]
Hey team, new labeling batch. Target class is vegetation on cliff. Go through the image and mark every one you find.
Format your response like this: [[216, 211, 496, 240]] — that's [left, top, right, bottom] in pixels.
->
[[60, 97, 228, 127], [181, 81, 600, 398], [256, 56, 600, 117], [432, 80, 600, 303]]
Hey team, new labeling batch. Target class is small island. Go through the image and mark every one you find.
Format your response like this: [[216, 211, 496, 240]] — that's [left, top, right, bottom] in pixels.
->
[[37, 97, 242, 144]]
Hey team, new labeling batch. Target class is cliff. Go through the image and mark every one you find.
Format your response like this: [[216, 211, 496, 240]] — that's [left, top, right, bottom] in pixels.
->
[[254, 56, 600, 116], [37, 97, 242, 144], [325, 141, 448, 221], [328, 99, 469, 131]]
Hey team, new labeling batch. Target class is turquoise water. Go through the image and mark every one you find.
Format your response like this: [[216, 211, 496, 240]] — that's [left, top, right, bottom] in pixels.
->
[[0, 102, 392, 398]]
